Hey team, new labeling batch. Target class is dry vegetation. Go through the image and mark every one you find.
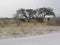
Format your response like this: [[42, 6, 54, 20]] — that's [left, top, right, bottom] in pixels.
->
[[0, 18, 60, 39], [0, 7, 60, 38]]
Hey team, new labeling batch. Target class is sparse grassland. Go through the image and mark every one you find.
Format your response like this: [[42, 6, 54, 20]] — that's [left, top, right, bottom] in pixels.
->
[[0, 18, 60, 39], [0, 19, 60, 39]]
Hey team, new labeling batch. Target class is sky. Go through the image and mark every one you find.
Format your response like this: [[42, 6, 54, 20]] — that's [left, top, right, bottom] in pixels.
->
[[0, 0, 60, 18]]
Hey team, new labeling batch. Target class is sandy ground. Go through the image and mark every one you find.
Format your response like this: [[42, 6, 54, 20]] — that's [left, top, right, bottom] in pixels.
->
[[0, 24, 60, 39], [0, 32, 60, 45]]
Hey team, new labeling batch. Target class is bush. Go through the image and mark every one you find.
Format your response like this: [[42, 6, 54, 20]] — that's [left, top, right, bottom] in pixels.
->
[[47, 17, 60, 26], [36, 17, 44, 23], [14, 18, 20, 26]]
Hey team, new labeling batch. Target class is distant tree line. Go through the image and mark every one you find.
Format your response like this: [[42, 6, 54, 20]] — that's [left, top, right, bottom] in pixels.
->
[[13, 7, 55, 26], [0, 7, 56, 27]]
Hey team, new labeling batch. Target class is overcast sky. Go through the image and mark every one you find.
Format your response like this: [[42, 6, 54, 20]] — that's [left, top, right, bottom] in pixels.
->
[[0, 0, 60, 18]]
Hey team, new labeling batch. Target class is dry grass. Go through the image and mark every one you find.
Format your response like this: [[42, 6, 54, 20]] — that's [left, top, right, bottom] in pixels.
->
[[0, 19, 60, 38], [0, 22, 60, 39]]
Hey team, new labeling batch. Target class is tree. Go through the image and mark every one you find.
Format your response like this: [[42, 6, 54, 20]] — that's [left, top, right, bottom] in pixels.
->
[[35, 8, 44, 22], [26, 9, 34, 22], [35, 7, 55, 22], [14, 7, 55, 23], [32, 10, 36, 18], [16, 8, 29, 22], [39, 7, 55, 17]]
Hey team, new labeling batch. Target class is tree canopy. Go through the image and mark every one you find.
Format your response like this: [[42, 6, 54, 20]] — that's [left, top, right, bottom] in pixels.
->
[[14, 7, 55, 22]]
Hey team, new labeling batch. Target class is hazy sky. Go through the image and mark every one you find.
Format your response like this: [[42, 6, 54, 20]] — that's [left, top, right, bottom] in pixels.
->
[[0, 0, 60, 18]]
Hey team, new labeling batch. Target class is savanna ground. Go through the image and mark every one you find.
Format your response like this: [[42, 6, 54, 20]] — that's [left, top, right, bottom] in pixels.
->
[[0, 21, 60, 39]]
